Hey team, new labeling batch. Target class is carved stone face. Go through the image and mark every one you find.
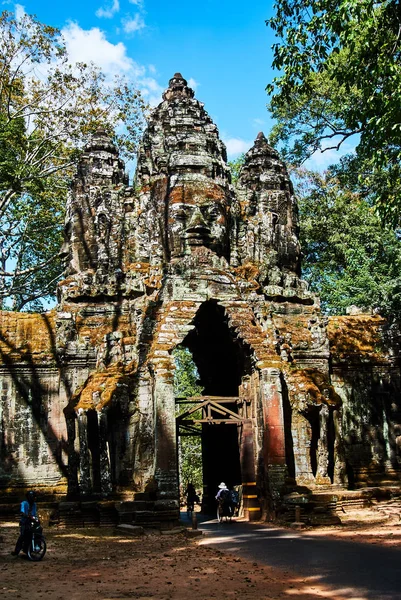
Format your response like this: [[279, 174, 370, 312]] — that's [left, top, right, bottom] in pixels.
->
[[169, 195, 229, 258]]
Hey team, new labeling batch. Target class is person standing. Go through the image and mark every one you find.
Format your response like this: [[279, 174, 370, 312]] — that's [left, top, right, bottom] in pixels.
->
[[216, 482, 232, 519], [185, 482, 198, 512], [215, 482, 230, 502], [11, 491, 37, 556], [229, 486, 240, 517]]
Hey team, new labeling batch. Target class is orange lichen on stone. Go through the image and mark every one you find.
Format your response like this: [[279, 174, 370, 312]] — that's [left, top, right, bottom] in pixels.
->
[[273, 315, 313, 347], [57, 275, 76, 288], [0, 310, 56, 361], [168, 182, 225, 206], [231, 264, 261, 293], [147, 300, 198, 358], [222, 303, 278, 364], [328, 315, 387, 363], [74, 313, 133, 346], [125, 262, 158, 273], [287, 368, 342, 408], [232, 262, 260, 282], [72, 362, 136, 411], [137, 184, 151, 194], [125, 262, 163, 290]]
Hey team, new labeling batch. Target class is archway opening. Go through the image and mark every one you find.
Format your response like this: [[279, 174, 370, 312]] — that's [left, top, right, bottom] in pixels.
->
[[175, 300, 251, 513], [173, 347, 203, 499]]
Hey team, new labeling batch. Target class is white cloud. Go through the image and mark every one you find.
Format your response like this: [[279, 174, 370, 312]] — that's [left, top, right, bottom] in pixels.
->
[[61, 22, 145, 79], [123, 13, 146, 34], [14, 3, 25, 20], [187, 77, 199, 90], [140, 77, 164, 106], [148, 64, 156, 74], [305, 139, 357, 171], [60, 22, 166, 108], [96, 0, 120, 19], [148, 94, 163, 107], [128, 0, 144, 5], [223, 137, 252, 157], [140, 77, 162, 93], [253, 118, 265, 126]]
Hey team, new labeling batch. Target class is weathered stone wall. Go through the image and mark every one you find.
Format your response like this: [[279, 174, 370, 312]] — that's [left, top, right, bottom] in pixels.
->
[[1, 74, 400, 523], [0, 312, 67, 495], [328, 315, 401, 487]]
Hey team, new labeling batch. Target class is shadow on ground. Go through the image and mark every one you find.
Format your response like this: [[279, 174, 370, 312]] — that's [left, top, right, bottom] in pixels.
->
[[198, 515, 401, 600]]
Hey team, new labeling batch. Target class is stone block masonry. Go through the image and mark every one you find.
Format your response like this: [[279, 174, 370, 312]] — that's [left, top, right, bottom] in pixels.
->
[[1, 73, 400, 525]]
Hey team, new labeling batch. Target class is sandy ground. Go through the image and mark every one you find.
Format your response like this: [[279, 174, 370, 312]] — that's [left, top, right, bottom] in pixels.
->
[[310, 503, 401, 547], [1, 505, 400, 600]]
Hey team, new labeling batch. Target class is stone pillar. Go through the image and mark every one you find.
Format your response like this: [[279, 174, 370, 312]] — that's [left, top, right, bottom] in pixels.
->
[[260, 367, 287, 504], [292, 412, 315, 484], [316, 404, 331, 485], [154, 365, 179, 503], [240, 419, 260, 520], [261, 367, 286, 466], [77, 409, 92, 496], [98, 410, 112, 496], [65, 413, 79, 497], [240, 419, 256, 483], [133, 378, 155, 491], [333, 408, 347, 485]]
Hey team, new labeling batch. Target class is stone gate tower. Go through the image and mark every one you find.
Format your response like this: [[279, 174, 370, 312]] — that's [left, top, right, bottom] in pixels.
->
[[1, 74, 400, 526]]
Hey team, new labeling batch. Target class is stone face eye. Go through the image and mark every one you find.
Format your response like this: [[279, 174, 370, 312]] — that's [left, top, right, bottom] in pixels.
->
[[202, 204, 219, 220], [172, 207, 188, 220]]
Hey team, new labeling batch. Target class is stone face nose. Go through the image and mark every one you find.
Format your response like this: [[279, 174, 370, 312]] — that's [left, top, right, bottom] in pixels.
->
[[186, 206, 210, 231], [185, 207, 211, 245]]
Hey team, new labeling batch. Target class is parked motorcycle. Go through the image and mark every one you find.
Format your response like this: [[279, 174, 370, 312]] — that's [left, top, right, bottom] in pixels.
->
[[23, 517, 46, 561]]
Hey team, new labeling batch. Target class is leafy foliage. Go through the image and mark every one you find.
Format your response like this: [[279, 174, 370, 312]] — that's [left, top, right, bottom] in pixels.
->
[[266, 0, 401, 224], [295, 168, 401, 316], [0, 10, 147, 310], [228, 153, 245, 184], [173, 346, 204, 493]]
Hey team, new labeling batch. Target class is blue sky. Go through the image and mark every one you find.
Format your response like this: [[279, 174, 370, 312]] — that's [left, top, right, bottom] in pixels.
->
[[9, 1, 276, 156], [9, 0, 353, 166]]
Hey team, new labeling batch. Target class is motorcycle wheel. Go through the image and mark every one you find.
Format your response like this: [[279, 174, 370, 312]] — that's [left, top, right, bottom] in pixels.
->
[[27, 536, 46, 561]]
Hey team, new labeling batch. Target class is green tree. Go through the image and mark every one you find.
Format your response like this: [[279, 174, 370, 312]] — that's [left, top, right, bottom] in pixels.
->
[[266, 0, 401, 224], [0, 10, 147, 310], [228, 153, 245, 185], [295, 167, 401, 316], [173, 346, 204, 494]]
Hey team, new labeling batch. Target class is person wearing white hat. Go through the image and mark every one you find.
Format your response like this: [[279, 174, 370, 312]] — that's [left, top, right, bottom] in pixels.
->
[[216, 482, 232, 521]]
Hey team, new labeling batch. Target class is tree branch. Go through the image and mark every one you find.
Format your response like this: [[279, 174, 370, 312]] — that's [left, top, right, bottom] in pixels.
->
[[0, 253, 59, 278]]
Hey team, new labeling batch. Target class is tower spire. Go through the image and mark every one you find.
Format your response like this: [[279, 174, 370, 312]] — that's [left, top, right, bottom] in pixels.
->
[[162, 72, 195, 101]]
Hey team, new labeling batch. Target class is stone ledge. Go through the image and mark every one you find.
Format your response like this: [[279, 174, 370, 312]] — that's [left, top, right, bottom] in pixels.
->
[[116, 524, 144, 536]]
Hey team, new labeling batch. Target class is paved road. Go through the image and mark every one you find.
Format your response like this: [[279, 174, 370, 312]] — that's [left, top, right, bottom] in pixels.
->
[[187, 515, 401, 600]]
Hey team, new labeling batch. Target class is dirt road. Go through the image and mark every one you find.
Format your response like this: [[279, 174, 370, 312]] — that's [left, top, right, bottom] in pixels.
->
[[1, 506, 401, 600], [0, 521, 321, 600]]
